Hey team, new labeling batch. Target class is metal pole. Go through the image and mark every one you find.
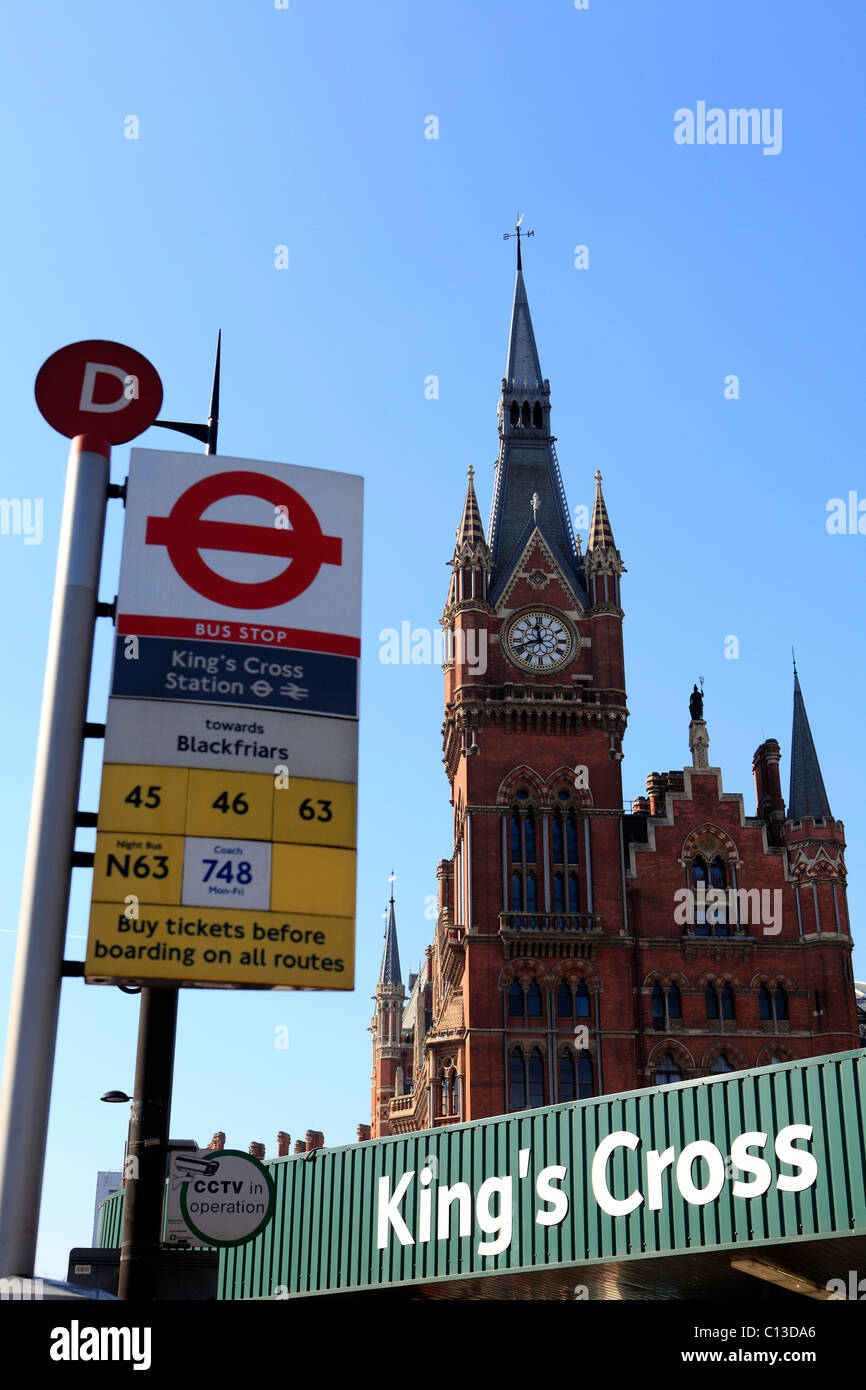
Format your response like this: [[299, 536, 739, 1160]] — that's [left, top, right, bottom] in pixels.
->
[[0, 435, 110, 1275], [117, 986, 178, 1301]]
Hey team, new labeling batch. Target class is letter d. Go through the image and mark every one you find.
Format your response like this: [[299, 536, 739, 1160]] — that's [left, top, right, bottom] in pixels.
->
[[79, 362, 132, 414]]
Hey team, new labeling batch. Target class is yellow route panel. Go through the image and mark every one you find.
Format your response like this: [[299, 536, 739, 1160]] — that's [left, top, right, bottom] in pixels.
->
[[85, 903, 354, 989], [97, 764, 188, 834], [270, 844, 356, 917], [272, 778, 356, 848], [92, 832, 184, 907], [186, 769, 274, 841]]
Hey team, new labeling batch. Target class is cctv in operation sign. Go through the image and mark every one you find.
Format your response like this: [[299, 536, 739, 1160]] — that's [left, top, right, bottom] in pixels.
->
[[84, 449, 362, 991]]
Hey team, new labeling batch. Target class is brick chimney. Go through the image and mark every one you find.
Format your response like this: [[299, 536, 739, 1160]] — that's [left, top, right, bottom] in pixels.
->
[[753, 739, 785, 827], [276, 1131, 291, 1157], [249, 1141, 266, 1160], [356, 1124, 371, 1143], [304, 1130, 324, 1151], [207, 1132, 226, 1151], [294, 1140, 306, 1153]]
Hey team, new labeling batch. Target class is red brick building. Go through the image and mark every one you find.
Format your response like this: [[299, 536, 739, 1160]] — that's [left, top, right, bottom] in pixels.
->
[[370, 246, 859, 1138]]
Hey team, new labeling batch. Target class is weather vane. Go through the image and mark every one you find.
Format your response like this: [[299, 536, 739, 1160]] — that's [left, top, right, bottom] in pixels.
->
[[503, 212, 534, 267]]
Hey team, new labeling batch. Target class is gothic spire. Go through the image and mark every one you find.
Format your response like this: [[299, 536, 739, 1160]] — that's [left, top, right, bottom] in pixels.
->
[[788, 665, 832, 821], [587, 470, 615, 552], [378, 876, 402, 987], [505, 252, 544, 394], [487, 253, 581, 603], [454, 465, 488, 556]]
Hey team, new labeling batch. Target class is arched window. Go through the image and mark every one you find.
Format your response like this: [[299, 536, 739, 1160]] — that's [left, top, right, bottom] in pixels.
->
[[575, 981, 591, 1018], [559, 1051, 576, 1102], [508, 980, 524, 1017], [655, 1053, 682, 1086], [552, 813, 564, 862], [527, 980, 543, 1018], [553, 872, 565, 912], [577, 1055, 593, 1099], [524, 815, 536, 862], [705, 984, 719, 1021], [522, 401, 532, 428], [526, 872, 538, 911], [510, 401, 520, 427], [449, 1069, 459, 1115], [721, 984, 735, 1021], [711, 1054, 734, 1073], [533, 401, 543, 429], [510, 1049, 526, 1109], [668, 984, 682, 1019], [710, 857, 726, 890], [566, 813, 578, 862], [652, 982, 665, 1031], [557, 981, 572, 1018], [774, 985, 788, 1021], [511, 872, 521, 911], [759, 983, 772, 1020], [510, 813, 521, 859], [528, 1048, 544, 1107], [568, 873, 579, 912], [440, 1070, 448, 1115]]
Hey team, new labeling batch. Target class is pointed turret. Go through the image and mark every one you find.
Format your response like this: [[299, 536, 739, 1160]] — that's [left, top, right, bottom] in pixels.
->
[[584, 470, 625, 608], [379, 881, 402, 986], [587, 469, 616, 552], [488, 251, 583, 604], [445, 467, 492, 614], [788, 666, 832, 821]]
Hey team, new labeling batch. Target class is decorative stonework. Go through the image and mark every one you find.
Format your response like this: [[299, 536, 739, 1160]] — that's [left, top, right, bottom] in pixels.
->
[[689, 718, 710, 769], [787, 841, 847, 882]]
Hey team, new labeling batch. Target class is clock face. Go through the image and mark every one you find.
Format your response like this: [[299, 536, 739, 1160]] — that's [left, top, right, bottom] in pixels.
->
[[504, 610, 575, 673]]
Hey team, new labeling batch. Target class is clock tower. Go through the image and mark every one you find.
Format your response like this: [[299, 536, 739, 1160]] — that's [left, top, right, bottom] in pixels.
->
[[369, 238, 860, 1141]]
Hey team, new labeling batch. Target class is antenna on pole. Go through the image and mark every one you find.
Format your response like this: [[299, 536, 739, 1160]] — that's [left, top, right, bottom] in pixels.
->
[[153, 330, 222, 454]]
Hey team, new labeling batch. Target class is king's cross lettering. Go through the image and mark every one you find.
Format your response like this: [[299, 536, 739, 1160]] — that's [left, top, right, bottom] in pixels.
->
[[145, 471, 342, 609]]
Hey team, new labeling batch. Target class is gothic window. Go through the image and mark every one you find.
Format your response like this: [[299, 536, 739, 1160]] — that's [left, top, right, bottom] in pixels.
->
[[557, 981, 572, 1018], [526, 871, 538, 911], [509, 980, 524, 1016], [522, 401, 532, 428], [759, 982, 789, 1027], [705, 984, 719, 1021], [533, 401, 543, 428], [559, 1051, 576, 1102], [759, 983, 772, 1020], [721, 984, 735, 1021], [711, 1054, 734, 1073], [440, 1070, 448, 1116], [690, 854, 729, 935], [449, 1069, 459, 1116], [578, 1055, 593, 1099], [774, 985, 788, 1021], [654, 1053, 682, 1086], [510, 400, 520, 427], [510, 1049, 526, 1109], [575, 980, 591, 1018], [652, 982, 665, 1030], [528, 1048, 545, 1107], [551, 806, 579, 914], [509, 797, 538, 912], [527, 980, 543, 1018], [653, 981, 682, 1030]]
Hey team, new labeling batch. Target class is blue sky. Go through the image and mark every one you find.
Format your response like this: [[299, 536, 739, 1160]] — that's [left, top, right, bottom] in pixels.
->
[[0, 0, 863, 1277]]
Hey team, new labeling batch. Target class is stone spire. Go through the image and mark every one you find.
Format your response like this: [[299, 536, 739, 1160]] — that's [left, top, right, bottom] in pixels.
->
[[453, 466, 489, 559], [788, 665, 832, 821], [378, 876, 402, 986], [504, 251, 544, 394]]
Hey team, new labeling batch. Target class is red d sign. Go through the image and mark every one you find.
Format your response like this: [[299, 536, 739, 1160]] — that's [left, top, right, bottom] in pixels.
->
[[35, 339, 163, 444]]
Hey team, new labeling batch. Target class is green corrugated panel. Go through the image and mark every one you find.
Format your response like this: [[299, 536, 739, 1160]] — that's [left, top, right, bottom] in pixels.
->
[[87, 1050, 862, 1300]]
